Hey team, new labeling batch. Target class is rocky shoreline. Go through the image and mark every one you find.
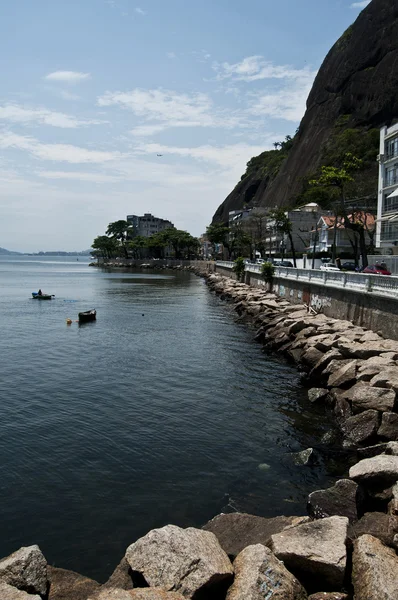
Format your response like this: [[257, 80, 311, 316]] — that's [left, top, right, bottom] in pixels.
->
[[3, 268, 398, 599]]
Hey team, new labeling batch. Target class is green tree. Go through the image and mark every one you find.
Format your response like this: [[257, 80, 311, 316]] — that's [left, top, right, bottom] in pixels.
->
[[128, 236, 147, 259], [233, 257, 245, 282], [268, 208, 297, 267], [206, 223, 231, 258], [92, 235, 119, 260], [309, 153, 370, 266], [106, 220, 132, 258]]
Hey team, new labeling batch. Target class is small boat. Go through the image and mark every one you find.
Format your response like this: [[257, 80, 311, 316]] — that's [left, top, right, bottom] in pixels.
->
[[32, 292, 53, 300], [78, 309, 96, 323]]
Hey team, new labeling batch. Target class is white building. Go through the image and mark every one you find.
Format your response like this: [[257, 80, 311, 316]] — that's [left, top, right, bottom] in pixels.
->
[[377, 124, 398, 252]]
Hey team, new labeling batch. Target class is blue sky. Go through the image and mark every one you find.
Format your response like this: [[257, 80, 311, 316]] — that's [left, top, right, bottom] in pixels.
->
[[0, 0, 371, 251]]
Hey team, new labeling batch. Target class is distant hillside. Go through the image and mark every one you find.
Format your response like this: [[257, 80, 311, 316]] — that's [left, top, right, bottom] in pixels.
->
[[213, 0, 398, 222], [0, 247, 21, 255]]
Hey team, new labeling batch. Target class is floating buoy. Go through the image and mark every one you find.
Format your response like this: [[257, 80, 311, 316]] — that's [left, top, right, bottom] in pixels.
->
[[66, 318, 72, 325]]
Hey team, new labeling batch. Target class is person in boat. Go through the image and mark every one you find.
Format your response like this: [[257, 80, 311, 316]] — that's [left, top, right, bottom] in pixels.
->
[[38, 289, 42, 296]]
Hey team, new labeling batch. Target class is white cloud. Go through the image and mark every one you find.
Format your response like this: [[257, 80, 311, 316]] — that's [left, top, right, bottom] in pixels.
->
[[98, 88, 243, 133], [248, 84, 312, 122], [135, 7, 146, 15], [0, 104, 104, 128], [350, 1, 371, 7], [213, 55, 316, 84], [0, 132, 121, 163], [44, 71, 91, 83], [167, 52, 176, 59]]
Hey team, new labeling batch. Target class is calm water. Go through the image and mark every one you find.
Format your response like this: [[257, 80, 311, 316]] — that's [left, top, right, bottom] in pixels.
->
[[0, 256, 344, 579]]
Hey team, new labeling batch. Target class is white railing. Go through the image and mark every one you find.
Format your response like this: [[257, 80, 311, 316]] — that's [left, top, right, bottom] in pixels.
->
[[215, 262, 398, 299]]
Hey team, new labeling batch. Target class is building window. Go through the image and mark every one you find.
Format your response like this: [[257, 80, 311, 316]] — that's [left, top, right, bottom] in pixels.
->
[[385, 165, 398, 187], [386, 137, 398, 160], [383, 193, 398, 214], [381, 221, 398, 241]]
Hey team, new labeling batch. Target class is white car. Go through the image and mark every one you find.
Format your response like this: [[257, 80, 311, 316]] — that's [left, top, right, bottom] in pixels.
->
[[256, 258, 265, 264], [319, 263, 340, 272]]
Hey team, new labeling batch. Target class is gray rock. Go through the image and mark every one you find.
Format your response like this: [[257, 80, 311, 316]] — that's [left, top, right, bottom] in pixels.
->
[[350, 512, 398, 547], [351, 387, 396, 414], [48, 567, 100, 600], [327, 361, 357, 388], [308, 388, 329, 403], [322, 359, 352, 377], [332, 396, 352, 424], [125, 525, 233, 598], [388, 483, 398, 516], [102, 559, 134, 591], [357, 355, 396, 371], [290, 448, 315, 466], [128, 591, 185, 600], [385, 441, 398, 455], [226, 544, 307, 600], [307, 479, 361, 522], [310, 350, 344, 377], [352, 534, 398, 599], [341, 410, 380, 446], [349, 454, 398, 486], [337, 341, 382, 359], [308, 594, 349, 600], [270, 516, 348, 591], [370, 367, 398, 392], [357, 443, 388, 459], [202, 513, 308, 558], [302, 347, 324, 370], [378, 412, 398, 441], [0, 545, 48, 596], [0, 583, 40, 600]]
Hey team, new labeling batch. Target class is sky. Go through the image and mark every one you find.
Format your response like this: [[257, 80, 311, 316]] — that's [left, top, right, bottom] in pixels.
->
[[0, 0, 371, 252]]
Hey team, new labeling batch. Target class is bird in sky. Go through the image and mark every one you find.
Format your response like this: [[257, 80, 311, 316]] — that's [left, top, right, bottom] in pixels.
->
[[157, 154, 163, 157]]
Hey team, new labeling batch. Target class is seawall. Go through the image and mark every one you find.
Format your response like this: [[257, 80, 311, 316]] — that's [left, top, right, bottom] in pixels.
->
[[215, 264, 398, 341]]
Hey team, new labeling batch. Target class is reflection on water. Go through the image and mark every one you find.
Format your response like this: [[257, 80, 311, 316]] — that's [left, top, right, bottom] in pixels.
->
[[0, 256, 346, 580]]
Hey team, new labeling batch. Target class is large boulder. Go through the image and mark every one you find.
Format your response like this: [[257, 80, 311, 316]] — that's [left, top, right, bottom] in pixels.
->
[[48, 567, 100, 600], [90, 590, 185, 600], [377, 412, 398, 441], [352, 534, 398, 599], [0, 583, 40, 600], [350, 512, 398, 547], [307, 479, 361, 522], [125, 525, 233, 598], [349, 455, 398, 486], [369, 367, 398, 392], [226, 545, 307, 600], [202, 513, 307, 558], [308, 388, 329, 404], [102, 559, 134, 591], [350, 386, 396, 414], [270, 516, 348, 591], [341, 410, 379, 446], [327, 361, 357, 388], [308, 594, 349, 600], [0, 545, 48, 596], [301, 347, 324, 370]]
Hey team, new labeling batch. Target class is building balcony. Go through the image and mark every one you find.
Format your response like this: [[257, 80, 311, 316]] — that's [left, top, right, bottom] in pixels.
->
[[384, 175, 398, 188]]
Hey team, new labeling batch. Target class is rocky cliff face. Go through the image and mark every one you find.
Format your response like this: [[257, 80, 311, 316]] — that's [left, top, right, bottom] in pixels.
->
[[213, 0, 398, 223]]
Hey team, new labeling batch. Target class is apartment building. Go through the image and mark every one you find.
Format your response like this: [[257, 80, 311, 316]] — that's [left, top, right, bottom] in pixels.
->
[[377, 124, 398, 251], [127, 213, 174, 238]]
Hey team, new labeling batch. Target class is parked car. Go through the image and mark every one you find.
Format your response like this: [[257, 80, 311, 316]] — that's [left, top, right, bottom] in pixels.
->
[[362, 264, 391, 275], [256, 258, 265, 264], [274, 260, 294, 267], [319, 263, 341, 272], [341, 262, 357, 271]]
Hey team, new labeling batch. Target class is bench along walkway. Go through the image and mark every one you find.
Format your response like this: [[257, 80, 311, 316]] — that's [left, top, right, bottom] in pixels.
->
[[216, 262, 398, 300]]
